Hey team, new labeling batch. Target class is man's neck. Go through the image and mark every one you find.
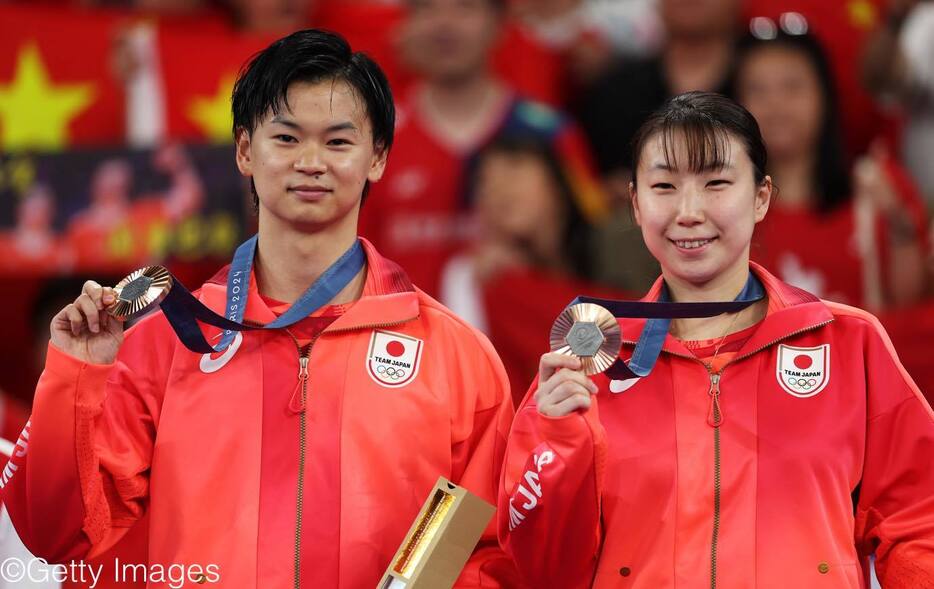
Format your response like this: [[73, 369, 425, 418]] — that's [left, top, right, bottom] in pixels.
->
[[769, 155, 817, 209], [663, 36, 733, 95], [254, 214, 366, 305], [418, 75, 508, 151]]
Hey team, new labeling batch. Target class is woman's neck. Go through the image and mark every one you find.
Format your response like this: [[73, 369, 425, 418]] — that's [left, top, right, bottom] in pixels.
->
[[665, 261, 767, 341], [254, 213, 366, 305], [664, 37, 733, 95]]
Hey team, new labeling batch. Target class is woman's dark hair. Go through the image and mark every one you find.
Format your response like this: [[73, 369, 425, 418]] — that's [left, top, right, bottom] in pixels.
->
[[472, 133, 594, 280], [231, 29, 395, 206], [732, 30, 852, 212], [630, 91, 768, 189]]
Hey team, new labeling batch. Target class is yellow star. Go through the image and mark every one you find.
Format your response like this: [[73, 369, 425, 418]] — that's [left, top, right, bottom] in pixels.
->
[[0, 43, 96, 151], [848, 0, 878, 30], [187, 73, 235, 143]]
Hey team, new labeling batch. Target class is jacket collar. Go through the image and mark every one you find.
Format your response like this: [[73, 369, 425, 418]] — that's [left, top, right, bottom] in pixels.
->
[[619, 262, 834, 359], [202, 237, 420, 334]]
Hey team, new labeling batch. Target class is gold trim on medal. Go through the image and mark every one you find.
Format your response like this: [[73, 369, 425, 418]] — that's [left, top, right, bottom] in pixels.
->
[[108, 266, 173, 320], [549, 303, 621, 375]]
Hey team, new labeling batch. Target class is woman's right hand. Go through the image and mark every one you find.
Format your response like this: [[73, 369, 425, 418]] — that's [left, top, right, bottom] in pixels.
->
[[535, 353, 599, 417], [50, 280, 126, 365]]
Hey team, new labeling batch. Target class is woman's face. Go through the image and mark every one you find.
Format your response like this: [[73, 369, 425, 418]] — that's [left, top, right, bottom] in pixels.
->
[[736, 45, 824, 162], [632, 131, 771, 289], [475, 150, 564, 243]]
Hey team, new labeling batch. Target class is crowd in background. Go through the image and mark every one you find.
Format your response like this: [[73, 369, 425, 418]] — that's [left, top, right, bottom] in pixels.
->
[[2, 0, 934, 431]]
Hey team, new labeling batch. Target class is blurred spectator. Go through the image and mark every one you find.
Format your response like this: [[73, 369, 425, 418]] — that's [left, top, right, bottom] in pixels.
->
[[736, 30, 927, 309], [441, 133, 628, 403], [509, 0, 662, 89], [745, 0, 892, 159], [224, 0, 312, 33], [576, 0, 740, 178], [862, 0, 934, 208], [360, 0, 605, 296], [441, 133, 596, 331], [0, 184, 73, 275], [65, 143, 204, 271]]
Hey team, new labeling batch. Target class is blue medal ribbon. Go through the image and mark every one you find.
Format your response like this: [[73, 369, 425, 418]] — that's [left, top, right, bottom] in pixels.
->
[[157, 235, 366, 354], [570, 271, 766, 379]]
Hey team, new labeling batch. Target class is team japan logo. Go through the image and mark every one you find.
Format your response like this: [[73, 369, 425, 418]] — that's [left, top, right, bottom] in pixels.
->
[[776, 344, 830, 398], [367, 330, 423, 388]]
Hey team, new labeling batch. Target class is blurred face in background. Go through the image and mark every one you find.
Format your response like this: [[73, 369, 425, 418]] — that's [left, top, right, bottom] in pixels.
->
[[91, 160, 132, 207], [736, 45, 824, 163], [19, 185, 54, 231], [475, 149, 564, 253], [402, 0, 501, 83], [660, 0, 739, 39]]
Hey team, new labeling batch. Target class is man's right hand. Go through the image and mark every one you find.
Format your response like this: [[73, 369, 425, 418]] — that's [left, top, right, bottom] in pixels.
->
[[535, 353, 599, 417], [50, 280, 126, 365]]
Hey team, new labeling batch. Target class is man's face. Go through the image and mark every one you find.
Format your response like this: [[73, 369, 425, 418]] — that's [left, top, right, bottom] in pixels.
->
[[660, 0, 739, 39], [401, 0, 501, 82], [235, 79, 387, 232]]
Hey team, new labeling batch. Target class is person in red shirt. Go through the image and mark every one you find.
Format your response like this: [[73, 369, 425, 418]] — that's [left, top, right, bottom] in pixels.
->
[[499, 92, 934, 587], [734, 30, 927, 310], [1, 29, 517, 588], [360, 0, 605, 297]]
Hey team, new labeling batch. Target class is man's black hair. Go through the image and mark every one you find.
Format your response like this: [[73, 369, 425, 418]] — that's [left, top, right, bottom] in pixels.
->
[[231, 29, 395, 205]]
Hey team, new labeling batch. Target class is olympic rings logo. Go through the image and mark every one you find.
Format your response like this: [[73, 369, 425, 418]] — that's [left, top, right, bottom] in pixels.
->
[[377, 365, 407, 380], [787, 377, 818, 389]]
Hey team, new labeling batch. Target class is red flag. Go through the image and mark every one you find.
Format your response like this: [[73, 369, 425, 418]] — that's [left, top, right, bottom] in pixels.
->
[[0, 4, 126, 149]]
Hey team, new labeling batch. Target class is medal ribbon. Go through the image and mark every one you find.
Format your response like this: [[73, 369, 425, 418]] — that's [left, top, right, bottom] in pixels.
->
[[157, 235, 365, 353], [570, 272, 765, 379]]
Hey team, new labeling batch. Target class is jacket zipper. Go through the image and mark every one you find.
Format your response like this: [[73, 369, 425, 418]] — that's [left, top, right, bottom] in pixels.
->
[[291, 341, 312, 589], [283, 313, 418, 589], [622, 318, 833, 589]]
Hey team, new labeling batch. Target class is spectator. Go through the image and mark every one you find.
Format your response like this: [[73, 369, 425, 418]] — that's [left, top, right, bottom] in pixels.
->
[[0, 184, 72, 275], [862, 0, 934, 208], [736, 29, 927, 309], [65, 144, 204, 271], [440, 133, 607, 402], [360, 0, 605, 296]]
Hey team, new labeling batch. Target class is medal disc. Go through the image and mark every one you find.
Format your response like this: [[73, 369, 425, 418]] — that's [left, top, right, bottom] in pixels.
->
[[108, 266, 173, 320], [549, 303, 621, 375]]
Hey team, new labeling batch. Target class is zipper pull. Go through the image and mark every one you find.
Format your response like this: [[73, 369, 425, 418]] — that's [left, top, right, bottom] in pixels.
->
[[288, 356, 309, 414], [707, 372, 723, 428]]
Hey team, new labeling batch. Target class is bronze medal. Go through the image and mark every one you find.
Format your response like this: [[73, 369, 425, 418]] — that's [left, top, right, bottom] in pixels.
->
[[549, 303, 622, 375], [108, 266, 173, 320]]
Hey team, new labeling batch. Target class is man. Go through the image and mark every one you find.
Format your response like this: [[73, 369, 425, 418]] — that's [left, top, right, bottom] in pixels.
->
[[0, 29, 516, 588], [360, 0, 606, 298]]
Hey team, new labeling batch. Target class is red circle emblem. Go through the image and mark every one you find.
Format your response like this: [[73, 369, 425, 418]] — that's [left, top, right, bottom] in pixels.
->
[[793, 354, 813, 369], [386, 340, 405, 357]]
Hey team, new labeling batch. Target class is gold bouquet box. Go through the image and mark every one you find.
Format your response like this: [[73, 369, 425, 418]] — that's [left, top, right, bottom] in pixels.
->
[[378, 477, 495, 589]]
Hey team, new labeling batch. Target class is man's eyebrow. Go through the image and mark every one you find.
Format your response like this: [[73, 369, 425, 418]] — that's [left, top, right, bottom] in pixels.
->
[[326, 121, 358, 133], [270, 115, 302, 130]]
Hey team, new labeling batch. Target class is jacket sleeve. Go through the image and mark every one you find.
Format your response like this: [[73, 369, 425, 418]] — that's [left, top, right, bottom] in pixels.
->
[[0, 317, 168, 562], [854, 315, 934, 588], [446, 324, 520, 588], [497, 380, 607, 589]]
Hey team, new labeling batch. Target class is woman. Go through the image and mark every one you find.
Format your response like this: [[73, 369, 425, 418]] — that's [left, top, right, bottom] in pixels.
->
[[734, 30, 927, 310], [498, 92, 934, 588]]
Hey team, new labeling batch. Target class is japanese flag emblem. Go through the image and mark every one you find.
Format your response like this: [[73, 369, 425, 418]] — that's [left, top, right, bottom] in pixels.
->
[[367, 330, 423, 388], [776, 344, 830, 398]]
